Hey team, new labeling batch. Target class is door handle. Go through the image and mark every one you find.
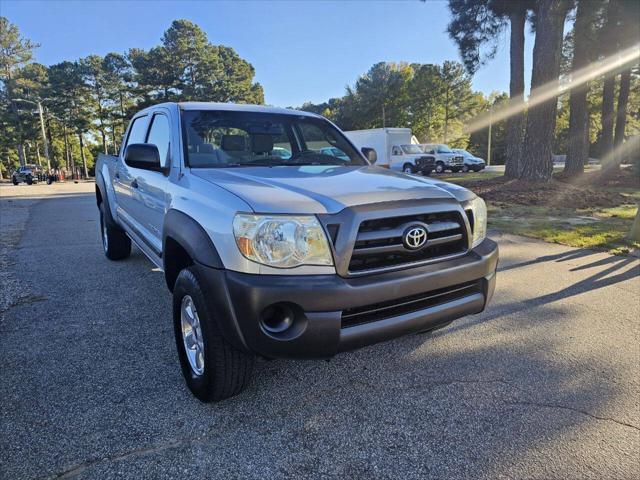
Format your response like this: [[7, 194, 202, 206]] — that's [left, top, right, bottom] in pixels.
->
[[131, 179, 139, 189]]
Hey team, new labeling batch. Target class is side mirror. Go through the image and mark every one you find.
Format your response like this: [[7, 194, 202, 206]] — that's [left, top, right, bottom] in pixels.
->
[[361, 147, 377, 164], [124, 143, 163, 171]]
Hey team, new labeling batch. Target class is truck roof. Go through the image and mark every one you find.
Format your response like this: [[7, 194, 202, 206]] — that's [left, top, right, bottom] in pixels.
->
[[147, 101, 321, 118]]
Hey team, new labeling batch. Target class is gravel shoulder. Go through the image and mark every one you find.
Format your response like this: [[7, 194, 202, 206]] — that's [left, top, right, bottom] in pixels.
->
[[0, 184, 638, 480]]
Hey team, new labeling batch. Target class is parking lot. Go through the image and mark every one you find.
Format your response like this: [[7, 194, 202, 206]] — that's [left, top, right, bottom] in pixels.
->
[[1, 182, 639, 480]]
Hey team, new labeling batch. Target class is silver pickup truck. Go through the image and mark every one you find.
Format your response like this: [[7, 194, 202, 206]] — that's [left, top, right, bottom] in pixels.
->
[[95, 102, 498, 402]]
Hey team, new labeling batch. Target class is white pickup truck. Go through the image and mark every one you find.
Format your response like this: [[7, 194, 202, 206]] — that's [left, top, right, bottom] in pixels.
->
[[95, 102, 498, 401]]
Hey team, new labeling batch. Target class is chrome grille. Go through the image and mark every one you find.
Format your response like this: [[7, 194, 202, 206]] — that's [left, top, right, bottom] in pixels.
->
[[348, 211, 468, 273]]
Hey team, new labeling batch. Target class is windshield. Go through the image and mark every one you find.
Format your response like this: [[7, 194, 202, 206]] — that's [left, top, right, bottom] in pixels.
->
[[183, 110, 366, 167], [437, 145, 453, 153], [401, 145, 423, 155]]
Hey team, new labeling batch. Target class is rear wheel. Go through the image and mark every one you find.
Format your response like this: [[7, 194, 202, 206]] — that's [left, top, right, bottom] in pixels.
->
[[461, 165, 469, 173], [26, 176, 33, 185], [435, 162, 445, 174], [99, 202, 131, 260], [402, 163, 415, 174], [12, 177, 18, 185], [173, 267, 254, 402]]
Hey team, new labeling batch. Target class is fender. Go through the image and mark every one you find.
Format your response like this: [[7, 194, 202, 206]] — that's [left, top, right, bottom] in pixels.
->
[[162, 209, 223, 269], [162, 209, 250, 352], [95, 170, 119, 229]]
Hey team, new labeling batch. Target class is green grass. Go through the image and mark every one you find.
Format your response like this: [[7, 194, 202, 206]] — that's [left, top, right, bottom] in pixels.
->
[[437, 171, 502, 183], [488, 203, 639, 255]]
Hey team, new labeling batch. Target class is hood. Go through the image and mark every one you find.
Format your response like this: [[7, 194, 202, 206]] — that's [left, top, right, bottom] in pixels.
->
[[191, 165, 472, 214]]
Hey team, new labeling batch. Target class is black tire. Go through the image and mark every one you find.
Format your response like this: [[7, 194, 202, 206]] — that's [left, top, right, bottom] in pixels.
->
[[173, 267, 254, 402], [99, 202, 131, 260], [402, 163, 415, 174], [461, 165, 469, 173], [26, 176, 33, 185], [47, 176, 53, 185], [435, 162, 445, 174], [12, 177, 18, 185]]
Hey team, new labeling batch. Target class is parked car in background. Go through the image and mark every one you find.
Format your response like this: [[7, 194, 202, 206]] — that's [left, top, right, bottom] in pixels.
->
[[11, 164, 42, 185], [95, 102, 497, 401], [421, 144, 464, 174], [452, 149, 486, 172], [344, 128, 434, 174]]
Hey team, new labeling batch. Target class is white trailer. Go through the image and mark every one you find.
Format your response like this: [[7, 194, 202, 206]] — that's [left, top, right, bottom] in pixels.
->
[[344, 128, 431, 174]]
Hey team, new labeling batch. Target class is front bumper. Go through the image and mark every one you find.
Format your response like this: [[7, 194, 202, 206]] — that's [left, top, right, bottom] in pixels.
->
[[196, 238, 498, 359]]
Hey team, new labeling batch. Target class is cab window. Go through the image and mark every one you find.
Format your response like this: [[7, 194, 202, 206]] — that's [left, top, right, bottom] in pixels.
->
[[392, 146, 403, 155], [146, 114, 171, 166], [124, 116, 149, 151]]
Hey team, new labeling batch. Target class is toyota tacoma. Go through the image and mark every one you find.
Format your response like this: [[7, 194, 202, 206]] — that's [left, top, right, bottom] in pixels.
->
[[95, 102, 498, 402]]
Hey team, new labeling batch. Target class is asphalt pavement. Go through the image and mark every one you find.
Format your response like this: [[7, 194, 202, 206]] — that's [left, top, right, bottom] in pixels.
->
[[1, 182, 638, 480]]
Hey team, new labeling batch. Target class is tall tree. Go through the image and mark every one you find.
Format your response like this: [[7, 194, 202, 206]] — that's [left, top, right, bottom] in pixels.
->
[[0, 16, 39, 166], [612, 0, 640, 168], [599, 0, 622, 169], [447, 1, 533, 178], [519, 0, 570, 181], [503, 4, 528, 178], [565, 0, 604, 175]]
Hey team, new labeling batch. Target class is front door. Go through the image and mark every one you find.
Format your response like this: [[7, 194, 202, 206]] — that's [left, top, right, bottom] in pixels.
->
[[129, 112, 170, 255], [114, 114, 150, 225]]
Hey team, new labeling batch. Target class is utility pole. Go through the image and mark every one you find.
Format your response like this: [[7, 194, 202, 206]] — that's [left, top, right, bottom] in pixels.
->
[[487, 102, 494, 166], [15, 98, 51, 171], [37, 101, 51, 171]]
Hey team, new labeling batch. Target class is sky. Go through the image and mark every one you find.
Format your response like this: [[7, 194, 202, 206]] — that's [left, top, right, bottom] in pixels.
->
[[2, 0, 535, 107]]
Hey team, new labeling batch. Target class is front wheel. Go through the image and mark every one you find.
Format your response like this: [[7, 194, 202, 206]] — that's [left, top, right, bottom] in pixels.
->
[[26, 176, 33, 185], [461, 165, 469, 173], [173, 267, 254, 402], [12, 177, 18, 185], [99, 202, 131, 260], [402, 163, 416, 174]]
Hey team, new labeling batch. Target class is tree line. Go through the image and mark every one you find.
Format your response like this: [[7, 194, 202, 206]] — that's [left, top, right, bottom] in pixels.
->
[[447, 0, 638, 180], [1, 2, 638, 182], [0, 18, 263, 177], [303, 0, 638, 181], [300, 60, 509, 163]]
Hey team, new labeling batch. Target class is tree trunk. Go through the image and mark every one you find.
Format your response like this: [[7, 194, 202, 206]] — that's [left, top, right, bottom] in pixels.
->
[[613, 67, 631, 166], [519, 0, 569, 181], [601, 74, 617, 167], [505, 9, 526, 179], [78, 133, 89, 178], [565, 0, 593, 175], [630, 207, 640, 242], [600, 0, 621, 170], [63, 125, 71, 171], [16, 143, 26, 166]]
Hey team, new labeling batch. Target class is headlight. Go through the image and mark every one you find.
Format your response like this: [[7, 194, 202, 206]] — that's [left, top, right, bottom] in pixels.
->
[[233, 214, 333, 268], [465, 196, 487, 248]]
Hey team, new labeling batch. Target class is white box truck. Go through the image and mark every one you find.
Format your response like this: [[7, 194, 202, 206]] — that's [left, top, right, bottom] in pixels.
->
[[344, 128, 435, 175]]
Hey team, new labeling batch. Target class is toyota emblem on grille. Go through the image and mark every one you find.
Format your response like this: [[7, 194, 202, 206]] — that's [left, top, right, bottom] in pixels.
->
[[403, 225, 428, 250]]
